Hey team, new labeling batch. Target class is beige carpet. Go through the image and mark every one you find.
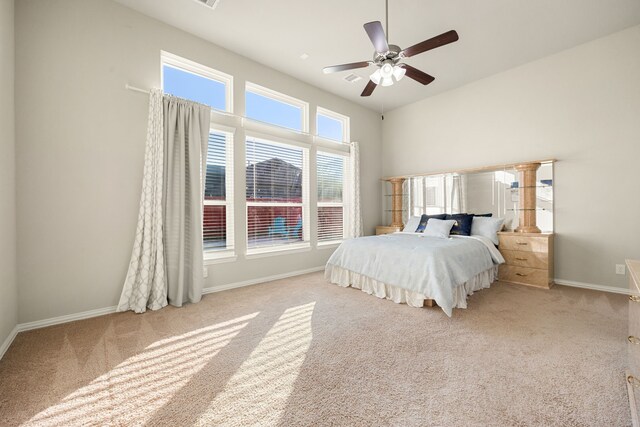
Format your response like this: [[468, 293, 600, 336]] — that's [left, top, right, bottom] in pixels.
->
[[0, 273, 630, 426]]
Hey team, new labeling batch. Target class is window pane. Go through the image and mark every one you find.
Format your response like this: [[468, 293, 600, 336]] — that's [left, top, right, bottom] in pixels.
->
[[203, 131, 233, 253], [245, 91, 302, 131], [318, 206, 343, 242], [204, 205, 226, 250], [317, 114, 344, 142], [246, 139, 303, 203], [247, 206, 303, 248], [163, 65, 226, 110], [205, 132, 226, 200], [317, 153, 343, 203]]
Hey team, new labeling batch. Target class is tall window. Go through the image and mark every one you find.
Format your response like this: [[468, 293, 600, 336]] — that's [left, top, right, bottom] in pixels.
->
[[246, 138, 309, 252], [245, 83, 308, 132], [161, 53, 235, 258], [317, 152, 346, 243], [161, 51, 232, 112], [316, 107, 350, 143], [204, 130, 235, 256]]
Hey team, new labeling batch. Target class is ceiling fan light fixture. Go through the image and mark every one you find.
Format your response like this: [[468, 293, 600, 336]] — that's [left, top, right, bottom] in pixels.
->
[[381, 76, 394, 87], [380, 62, 394, 79], [370, 69, 382, 84], [393, 65, 406, 81]]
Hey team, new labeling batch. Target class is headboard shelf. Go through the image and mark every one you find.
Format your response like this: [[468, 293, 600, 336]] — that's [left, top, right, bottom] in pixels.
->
[[381, 158, 556, 181], [381, 158, 556, 233]]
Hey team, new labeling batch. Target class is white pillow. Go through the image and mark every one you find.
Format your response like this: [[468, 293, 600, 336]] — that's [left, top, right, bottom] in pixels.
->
[[402, 216, 422, 232], [423, 219, 456, 238], [471, 216, 505, 245]]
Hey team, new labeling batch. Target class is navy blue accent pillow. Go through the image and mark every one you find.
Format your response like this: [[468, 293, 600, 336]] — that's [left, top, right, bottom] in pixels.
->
[[445, 213, 474, 236], [416, 214, 447, 233], [473, 213, 493, 217]]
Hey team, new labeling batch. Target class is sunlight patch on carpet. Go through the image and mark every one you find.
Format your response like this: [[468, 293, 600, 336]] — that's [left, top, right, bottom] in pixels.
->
[[195, 302, 316, 426], [22, 312, 260, 426]]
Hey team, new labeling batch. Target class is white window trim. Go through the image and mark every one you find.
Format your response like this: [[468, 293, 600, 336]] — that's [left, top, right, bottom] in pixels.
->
[[245, 81, 309, 133], [317, 151, 349, 244], [245, 137, 310, 255], [161, 50, 233, 113], [316, 106, 350, 144], [245, 130, 311, 151], [317, 241, 342, 249], [203, 126, 235, 257], [204, 252, 237, 264], [245, 243, 311, 259]]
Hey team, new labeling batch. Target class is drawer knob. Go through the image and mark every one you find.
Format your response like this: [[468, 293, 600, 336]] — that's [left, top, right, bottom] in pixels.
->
[[515, 273, 528, 277], [516, 242, 528, 246], [629, 375, 640, 388], [631, 295, 640, 303], [515, 257, 528, 261], [629, 336, 640, 345]]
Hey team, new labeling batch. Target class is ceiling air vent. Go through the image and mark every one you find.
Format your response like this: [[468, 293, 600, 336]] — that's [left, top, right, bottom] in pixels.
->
[[194, 0, 220, 9], [343, 73, 363, 83]]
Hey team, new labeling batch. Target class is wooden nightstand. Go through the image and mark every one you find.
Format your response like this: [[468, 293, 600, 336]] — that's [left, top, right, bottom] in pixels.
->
[[376, 226, 401, 235], [497, 231, 554, 289]]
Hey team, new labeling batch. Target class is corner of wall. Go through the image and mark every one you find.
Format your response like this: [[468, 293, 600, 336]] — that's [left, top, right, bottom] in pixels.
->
[[0, 0, 18, 359]]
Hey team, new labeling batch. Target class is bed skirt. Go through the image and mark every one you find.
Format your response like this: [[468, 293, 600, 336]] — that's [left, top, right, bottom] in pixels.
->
[[324, 264, 499, 309]]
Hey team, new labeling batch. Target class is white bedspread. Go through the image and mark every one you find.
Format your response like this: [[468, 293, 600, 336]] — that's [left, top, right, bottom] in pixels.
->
[[325, 233, 504, 316]]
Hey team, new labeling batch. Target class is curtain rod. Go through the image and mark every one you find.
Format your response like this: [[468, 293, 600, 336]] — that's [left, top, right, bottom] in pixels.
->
[[124, 83, 355, 147], [125, 84, 150, 94]]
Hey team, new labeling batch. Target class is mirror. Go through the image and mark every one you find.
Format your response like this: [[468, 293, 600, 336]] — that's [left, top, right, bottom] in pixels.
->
[[382, 161, 554, 232]]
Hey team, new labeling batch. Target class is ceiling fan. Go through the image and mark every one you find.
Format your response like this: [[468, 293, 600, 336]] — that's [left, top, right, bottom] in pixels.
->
[[322, 1, 459, 97]]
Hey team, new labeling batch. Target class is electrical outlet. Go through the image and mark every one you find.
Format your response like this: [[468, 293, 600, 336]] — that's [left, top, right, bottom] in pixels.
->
[[616, 264, 626, 275], [203, 267, 209, 278]]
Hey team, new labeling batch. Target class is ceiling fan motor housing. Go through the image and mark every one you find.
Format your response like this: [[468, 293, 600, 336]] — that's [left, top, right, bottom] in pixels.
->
[[373, 44, 402, 65]]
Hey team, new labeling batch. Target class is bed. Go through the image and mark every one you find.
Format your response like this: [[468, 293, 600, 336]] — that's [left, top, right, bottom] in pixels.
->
[[325, 232, 505, 316]]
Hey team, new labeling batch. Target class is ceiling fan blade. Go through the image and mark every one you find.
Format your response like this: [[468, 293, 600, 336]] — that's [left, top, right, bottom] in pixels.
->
[[361, 80, 377, 97], [322, 61, 371, 74], [401, 30, 459, 58], [402, 64, 435, 85], [364, 21, 389, 53]]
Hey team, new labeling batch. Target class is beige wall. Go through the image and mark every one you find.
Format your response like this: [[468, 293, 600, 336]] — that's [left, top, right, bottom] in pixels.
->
[[382, 25, 640, 290], [15, 0, 382, 323], [0, 0, 17, 345]]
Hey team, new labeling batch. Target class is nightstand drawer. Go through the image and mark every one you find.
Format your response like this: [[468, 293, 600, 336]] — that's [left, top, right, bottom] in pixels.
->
[[376, 226, 401, 235], [498, 265, 551, 288], [498, 234, 549, 253], [501, 250, 548, 269]]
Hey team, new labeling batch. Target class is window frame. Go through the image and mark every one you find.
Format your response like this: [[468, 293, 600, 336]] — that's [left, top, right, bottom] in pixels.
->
[[245, 134, 311, 256], [160, 51, 233, 113], [316, 106, 350, 144], [203, 124, 236, 262], [245, 82, 309, 133], [317, 150, 349, 246]]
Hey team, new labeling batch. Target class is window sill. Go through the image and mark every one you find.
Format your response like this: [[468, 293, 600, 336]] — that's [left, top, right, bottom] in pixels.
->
[[204, 251, 237, 265], [245, 243, 311, 259], [317, 241, 343, 249]]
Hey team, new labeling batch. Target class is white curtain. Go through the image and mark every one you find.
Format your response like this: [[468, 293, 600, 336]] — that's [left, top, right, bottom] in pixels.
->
[[163, 97, 211, 307], [451, 174, 467, 214], [117, 89, 167, 313], [349, 141, 363, 237]]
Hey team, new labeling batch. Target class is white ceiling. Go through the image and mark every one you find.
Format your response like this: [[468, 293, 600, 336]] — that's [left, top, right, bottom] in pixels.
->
[[114, 0, 640, 112]]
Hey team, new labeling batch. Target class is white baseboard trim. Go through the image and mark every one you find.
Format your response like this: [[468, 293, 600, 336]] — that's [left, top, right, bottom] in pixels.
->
[[17, 305, 118, 333], [0, 325, 19, 361], [0, 266, 327, 360], [202, 266, 325, 295], [554, 278, 629, 295], [0, 270, 623, 361]]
